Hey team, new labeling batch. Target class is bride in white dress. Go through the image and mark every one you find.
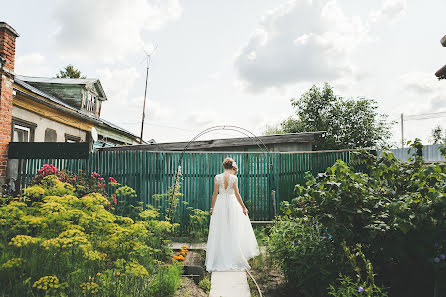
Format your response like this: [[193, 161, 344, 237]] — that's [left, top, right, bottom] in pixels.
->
[[205, 157, 259, 272]]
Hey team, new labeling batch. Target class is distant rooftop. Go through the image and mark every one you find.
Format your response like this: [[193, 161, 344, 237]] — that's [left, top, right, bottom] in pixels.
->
[[99, 132, 324, 152]]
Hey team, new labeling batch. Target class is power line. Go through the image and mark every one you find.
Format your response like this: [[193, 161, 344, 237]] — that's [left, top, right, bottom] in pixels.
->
[[404, 111, 446, 121]]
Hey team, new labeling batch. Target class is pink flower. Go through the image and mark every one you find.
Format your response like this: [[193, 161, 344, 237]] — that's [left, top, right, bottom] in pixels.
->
[[113, 194, 117, 205], [98, 177, 105, 182], [91, 171, 101, 178], [109, 177, 117, 183]]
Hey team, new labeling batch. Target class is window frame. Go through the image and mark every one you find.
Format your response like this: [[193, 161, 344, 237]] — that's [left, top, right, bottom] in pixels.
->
[[65, 133, 81, 143], [11, 118, 36, 142]]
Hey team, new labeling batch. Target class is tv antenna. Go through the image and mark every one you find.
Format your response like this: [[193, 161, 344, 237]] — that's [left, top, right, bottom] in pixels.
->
[[139, 45, 158, 143]]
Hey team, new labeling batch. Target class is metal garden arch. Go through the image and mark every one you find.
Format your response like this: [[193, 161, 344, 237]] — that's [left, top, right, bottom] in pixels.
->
[[167, 125, 277, 221]]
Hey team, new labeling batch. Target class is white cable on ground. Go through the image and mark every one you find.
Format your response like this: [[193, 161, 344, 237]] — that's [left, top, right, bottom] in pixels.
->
[[246, 269, 263, 297]]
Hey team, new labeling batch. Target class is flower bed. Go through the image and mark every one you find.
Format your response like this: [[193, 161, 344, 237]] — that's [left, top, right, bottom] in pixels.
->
[[0, 165, 182, 297]]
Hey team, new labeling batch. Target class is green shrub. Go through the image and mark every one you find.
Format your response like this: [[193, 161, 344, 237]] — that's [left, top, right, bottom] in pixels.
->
[[0, 167, 180, 297], [270, 140, 446, 297], [328, 243, 388, 297], [269, 217, 347, 296]]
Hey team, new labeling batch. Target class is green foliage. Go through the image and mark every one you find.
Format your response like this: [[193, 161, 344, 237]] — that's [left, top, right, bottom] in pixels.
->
[[430, 125, 446, 144], [278, 83, 394, 150], [198, 275, 211, 293], [270, 140, 446, 297], [56, 64, 86, 79], [328, 243, 388, 297], [0, 167, 180, 297], [268, 218, 347, 296], [185, 207, 209, 241], [153, 167, 183, 222]]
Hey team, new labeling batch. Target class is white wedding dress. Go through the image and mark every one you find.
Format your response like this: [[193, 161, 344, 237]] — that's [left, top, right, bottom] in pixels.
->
[[205, 173, 259, 272]]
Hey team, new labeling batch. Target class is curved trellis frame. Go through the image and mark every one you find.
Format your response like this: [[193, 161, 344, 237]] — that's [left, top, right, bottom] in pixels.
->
[[167, 125, 277, 221]]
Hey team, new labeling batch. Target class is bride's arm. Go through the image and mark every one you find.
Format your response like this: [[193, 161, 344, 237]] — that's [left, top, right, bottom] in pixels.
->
[[233, 179, 248, 215], [210, 177, 218, 215]]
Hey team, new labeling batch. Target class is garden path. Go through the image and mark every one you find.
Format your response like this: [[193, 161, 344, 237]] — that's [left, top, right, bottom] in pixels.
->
[[209, 271, 250, 297]]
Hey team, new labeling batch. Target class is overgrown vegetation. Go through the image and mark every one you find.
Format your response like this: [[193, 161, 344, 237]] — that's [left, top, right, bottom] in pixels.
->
[[268, 140, 446, 297], [0, 165, 182, 297]]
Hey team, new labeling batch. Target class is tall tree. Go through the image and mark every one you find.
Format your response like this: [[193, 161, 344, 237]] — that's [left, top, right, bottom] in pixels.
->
[[274, 83, 394, 150], [430, 125, 446, 144], [56, 65, 86, 79]]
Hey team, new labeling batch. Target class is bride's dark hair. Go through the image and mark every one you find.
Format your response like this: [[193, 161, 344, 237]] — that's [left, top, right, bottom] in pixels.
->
[[222, 157, 236, 170]]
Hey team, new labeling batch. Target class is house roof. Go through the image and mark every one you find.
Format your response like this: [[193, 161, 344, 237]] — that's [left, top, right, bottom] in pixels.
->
[[14, 77, 139, 141], [99, 132, 323, 152], [16, 75, 107, 100]]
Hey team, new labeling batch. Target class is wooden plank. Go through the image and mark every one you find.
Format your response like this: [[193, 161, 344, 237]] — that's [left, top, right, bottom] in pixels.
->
[[9, 142, 89, 159]]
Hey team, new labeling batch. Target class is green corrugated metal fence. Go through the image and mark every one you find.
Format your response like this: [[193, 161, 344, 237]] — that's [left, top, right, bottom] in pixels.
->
[[21, 150, 350, 221]]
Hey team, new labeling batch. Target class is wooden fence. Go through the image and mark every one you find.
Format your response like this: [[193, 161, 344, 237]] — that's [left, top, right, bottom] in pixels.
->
[[21, 150, 351, 221]]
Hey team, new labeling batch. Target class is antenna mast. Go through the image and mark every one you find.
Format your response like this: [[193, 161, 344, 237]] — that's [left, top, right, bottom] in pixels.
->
[[140, 46, 157, 143]]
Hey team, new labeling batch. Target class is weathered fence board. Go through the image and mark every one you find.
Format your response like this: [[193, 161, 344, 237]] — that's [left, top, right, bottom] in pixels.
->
[[21, 150, 350, 222]]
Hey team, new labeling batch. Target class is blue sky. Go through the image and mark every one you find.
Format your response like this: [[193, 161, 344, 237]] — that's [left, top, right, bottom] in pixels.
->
[[2, 0, 446, 146]]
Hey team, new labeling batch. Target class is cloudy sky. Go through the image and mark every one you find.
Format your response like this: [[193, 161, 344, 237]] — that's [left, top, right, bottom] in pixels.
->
[[3, 0, 446, 146]]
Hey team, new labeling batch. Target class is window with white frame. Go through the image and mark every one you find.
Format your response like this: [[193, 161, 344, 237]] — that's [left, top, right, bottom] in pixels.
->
[[13, 125, 30, 142], [11, 118, 36, 142]]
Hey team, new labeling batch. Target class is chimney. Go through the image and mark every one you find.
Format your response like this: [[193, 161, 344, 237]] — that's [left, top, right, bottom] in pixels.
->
[[0, 22, 19, 189]]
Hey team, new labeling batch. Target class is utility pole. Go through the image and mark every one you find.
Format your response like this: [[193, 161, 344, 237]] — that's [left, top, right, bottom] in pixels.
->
[[139, 46, 157, 143], [400, 113, 404, 148]]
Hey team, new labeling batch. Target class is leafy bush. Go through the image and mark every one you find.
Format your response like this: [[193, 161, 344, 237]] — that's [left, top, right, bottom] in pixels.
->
[[328, 243, 387, 297], [270, 140, 446, 297], [269, 217, 347, 296], [0, 166, 182, 297]]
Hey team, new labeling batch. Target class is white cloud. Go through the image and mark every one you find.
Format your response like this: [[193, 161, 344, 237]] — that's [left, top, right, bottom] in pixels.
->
[[234, 0, 369, 92], [15, 53, 50, 76], [234, 0, 409, 93], [51, 0, 181, 63], [96, 67, 140, 101], [399, 72, 446, 113], [370, 0, 407, 23]]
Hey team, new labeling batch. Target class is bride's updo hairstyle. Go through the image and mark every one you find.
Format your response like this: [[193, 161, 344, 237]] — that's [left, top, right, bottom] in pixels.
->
[[222, 157, 236, 170]]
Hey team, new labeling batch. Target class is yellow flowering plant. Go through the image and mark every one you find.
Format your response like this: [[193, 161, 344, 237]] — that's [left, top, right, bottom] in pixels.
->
[[0, 166, 182, 297]]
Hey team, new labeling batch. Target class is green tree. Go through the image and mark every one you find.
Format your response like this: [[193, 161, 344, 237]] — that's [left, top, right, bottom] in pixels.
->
[[56, 64, 86, 79], [430, 125, 446, 144], [277, 83, 393, 150]]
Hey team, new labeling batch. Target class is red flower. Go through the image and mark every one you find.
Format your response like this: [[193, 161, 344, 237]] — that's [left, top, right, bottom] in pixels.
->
[[108, 177, 117, 183], [98, 177, 105, 182], [113, 194, 117, 205]]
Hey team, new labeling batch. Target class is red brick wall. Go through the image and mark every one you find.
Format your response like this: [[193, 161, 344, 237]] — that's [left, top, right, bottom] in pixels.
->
[[0, 23, 18, 185]]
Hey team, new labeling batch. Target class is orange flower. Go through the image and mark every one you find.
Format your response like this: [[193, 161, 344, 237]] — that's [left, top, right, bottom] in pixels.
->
[[181, 251, 186, 255], [178, 255, 185, 261], [182, 245, 188, 249], [176, 252, 181, 255], [116, 272, 120, 276], [173, 255, 180, 260]]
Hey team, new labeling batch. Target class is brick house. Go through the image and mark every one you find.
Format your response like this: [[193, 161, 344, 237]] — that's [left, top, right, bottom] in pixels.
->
[[0, 22, 143, 193]]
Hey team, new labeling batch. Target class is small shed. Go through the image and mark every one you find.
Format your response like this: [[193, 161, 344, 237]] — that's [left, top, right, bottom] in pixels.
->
[[99, 132, 323, 153]]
